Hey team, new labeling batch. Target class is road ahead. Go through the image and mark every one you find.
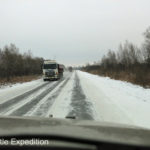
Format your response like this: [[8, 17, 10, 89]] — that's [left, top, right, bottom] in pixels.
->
[[0, 71, 150, 129], [0, 71, 93, 120]]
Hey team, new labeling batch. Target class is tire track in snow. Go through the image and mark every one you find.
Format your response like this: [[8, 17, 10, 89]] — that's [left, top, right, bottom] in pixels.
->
[[1, 82, 56, 115], [0, 82, 50, 113], [45, 72, 74, 118], [9, 77, 66, 116], [27, 76, 71, 117], [68, 72, 93, 120]]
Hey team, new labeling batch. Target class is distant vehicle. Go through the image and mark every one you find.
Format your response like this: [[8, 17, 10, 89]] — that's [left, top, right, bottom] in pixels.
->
[[42, 60, 64, 81], [68, 66, 73, 72]]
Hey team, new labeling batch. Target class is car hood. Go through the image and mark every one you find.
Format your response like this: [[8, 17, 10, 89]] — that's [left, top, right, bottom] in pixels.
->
[[0, 115, 150, 147]]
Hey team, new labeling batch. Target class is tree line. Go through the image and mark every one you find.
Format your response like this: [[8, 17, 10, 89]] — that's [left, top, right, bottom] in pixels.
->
[[0, 44, 43, 81], [82, 27, 150, 87]]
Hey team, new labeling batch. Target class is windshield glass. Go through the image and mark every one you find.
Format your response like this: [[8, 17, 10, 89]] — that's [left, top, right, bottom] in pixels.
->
[[43, 64, 57, 69]]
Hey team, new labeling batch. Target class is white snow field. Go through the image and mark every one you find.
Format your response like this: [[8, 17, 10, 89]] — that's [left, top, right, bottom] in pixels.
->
[[77, 71, 150, 129], [0, 71, 150, 129]]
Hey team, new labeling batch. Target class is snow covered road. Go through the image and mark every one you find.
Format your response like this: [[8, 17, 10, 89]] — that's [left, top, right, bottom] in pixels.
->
[[0, 71, 150, 129]]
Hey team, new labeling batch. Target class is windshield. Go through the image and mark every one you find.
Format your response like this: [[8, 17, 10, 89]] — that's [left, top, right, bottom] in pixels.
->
[[0, 0, 150, 146], [43, 64, 57, 69]]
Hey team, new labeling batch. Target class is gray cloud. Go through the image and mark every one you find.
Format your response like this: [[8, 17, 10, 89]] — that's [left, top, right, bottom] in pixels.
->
[[0, 0, 150, 66]]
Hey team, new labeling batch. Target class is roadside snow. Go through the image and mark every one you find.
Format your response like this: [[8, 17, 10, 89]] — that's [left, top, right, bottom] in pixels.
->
[[77, 71, 150, 129]]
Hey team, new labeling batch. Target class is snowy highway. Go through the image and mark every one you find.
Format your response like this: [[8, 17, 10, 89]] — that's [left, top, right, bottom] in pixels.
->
[[0, 71, 150, 129], [0, 71, 93, 120]]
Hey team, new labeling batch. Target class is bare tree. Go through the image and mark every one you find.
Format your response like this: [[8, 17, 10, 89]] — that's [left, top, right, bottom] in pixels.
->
[[0, 44, 43, 80], [143, 27, 150, 65]]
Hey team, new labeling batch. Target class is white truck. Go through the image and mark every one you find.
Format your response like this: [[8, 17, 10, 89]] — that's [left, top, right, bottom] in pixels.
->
[[42, 60, 64, 81]]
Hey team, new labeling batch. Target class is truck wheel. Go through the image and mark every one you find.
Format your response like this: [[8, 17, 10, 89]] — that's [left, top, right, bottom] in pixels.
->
[[56, 77, 59, 81]]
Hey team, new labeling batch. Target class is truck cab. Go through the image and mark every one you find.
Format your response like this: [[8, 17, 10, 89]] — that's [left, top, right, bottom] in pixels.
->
[[42, 60, 60, 81]]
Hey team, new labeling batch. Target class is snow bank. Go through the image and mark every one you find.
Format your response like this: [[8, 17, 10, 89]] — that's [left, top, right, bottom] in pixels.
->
[[77, 71, 150, 129]]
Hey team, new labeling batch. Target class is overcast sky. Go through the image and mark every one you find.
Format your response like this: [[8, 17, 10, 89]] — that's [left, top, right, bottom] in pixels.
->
[[0, 0, 150, 66]]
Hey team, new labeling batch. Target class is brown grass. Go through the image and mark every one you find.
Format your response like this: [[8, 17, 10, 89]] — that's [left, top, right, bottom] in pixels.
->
[[84, 70, 150, 88], [0, 75, 41, 86]]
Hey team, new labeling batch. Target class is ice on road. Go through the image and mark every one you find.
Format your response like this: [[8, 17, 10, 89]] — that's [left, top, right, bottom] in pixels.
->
[[0, 71, 150, 129]]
